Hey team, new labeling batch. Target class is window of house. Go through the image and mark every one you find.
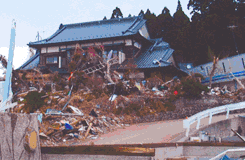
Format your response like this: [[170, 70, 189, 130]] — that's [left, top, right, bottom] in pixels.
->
[[222, 62, 226, 73], [206, 67, 209, 76], [242, 58, 245, 69], [46, 56, 57, 64]]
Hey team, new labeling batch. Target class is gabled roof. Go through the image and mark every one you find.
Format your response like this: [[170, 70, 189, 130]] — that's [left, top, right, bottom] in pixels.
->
[[28, 15, 146, 47], [135, 39, 173, 68], [114, 39, 174, 69]]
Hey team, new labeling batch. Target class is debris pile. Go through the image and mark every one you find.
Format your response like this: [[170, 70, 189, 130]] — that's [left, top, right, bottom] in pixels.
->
[[39, 107, 127, 146], [2, 43, 245, 145]]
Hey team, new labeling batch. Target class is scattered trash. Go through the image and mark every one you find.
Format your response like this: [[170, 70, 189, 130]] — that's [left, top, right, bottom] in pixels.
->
[[96, 104, 100, 109], [39, 132, 48, 139], [65, 123, 73, 130], [37, 113, 43, 123], [152, 87, 159, 92], [189, 137, 201, 142], [68, 105, 84, 115], [89, 109, 98, 117], [12, 53, 238, 147], [90, 136, 98, 140], [109, 94, 117, 101], [46, 109, 62, 115]]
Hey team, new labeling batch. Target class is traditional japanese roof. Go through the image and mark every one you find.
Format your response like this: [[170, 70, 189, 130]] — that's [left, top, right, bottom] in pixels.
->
[[115, 39, 174, 69], [134, 39, 173, 69], [28, 15, 147, 47]]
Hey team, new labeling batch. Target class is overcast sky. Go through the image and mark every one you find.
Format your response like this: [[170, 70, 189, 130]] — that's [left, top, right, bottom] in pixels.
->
[[0, 0, 192, 69]]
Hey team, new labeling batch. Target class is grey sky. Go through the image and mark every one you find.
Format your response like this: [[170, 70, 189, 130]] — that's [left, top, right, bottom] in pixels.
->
[[0, 0, 191, 69]]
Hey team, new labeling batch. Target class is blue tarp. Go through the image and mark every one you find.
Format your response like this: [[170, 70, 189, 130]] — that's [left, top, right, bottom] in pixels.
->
[[220, 155, 231, 160]]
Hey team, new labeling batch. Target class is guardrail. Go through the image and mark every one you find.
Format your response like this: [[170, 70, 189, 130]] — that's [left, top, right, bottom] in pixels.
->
[[183, 101, 245, 137], [210, 148, 245, 160]]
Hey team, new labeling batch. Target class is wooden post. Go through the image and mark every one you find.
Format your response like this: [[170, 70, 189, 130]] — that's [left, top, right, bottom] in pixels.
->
[[226, 108, 230, 119], [84, 123, 93, 140], [196, 117, 200, 130], [0, 113, 41, 160], [209, 112, 213, 125], [186, 126, 190, 137]]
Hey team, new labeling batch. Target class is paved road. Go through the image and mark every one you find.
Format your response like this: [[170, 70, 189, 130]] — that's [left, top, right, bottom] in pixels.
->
[[82, 112, 245, 145]]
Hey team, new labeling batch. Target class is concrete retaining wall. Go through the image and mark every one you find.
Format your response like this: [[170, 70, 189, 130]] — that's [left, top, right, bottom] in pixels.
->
[[190, 116, 245, 138], [41, 154, 153, 160], [155, 146, 245, 159]]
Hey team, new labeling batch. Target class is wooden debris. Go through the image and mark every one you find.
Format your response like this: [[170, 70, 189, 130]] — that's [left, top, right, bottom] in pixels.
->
[[84, 123, 93, 139]]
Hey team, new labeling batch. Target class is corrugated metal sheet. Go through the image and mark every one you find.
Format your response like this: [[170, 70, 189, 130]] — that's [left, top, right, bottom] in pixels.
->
[[28, 16, 146, 46]]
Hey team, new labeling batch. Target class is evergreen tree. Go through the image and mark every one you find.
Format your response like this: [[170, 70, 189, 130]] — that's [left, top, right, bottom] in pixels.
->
[[103, 16, 107, 20], [168, 0, 191, 63], [157, 7, 173, 40], [176, 0, 182, 12], [138, 10, 144, 16], [188, 0, 238, 61], [111, 7, 123, 19], [144, 9, 160, 38]]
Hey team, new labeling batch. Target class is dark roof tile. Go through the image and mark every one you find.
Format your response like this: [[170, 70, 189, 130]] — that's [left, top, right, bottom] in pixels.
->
[[29, 16, 146, 46]]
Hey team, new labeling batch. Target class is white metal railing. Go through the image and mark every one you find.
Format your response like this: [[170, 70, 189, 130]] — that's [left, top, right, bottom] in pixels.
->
[[183, 101, 245, 137], [210, 148, 245, 160]]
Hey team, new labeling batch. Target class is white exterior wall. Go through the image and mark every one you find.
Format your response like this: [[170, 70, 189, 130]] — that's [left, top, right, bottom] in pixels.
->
[[139, 24, 150, 40], [190, 53, 245, 78]]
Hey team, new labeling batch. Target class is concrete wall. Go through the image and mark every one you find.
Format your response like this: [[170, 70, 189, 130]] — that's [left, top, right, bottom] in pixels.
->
[[155, 146, 245, 159], [190, 117, 245, 138], [184, 146, 245, 158], [155, 146, 183, 160], [41, 154, 153, 160]]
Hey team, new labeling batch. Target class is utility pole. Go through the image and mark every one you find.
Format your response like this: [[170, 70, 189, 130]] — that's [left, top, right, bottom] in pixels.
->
[[35, 31, 42, 41], [228, 25, 239, 55]]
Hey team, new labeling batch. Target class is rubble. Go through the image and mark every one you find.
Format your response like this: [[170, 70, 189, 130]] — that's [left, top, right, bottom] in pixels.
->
[[6, 43, 245, 146]]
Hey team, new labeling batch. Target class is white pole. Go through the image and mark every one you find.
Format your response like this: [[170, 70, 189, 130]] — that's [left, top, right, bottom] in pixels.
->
[[1, 20, 16, 111]]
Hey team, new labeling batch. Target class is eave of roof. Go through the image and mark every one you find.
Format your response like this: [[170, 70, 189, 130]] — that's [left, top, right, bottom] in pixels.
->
[[113, 39, 174, 70], [17, 50, 40, 70], [28, 15, 146, 47]]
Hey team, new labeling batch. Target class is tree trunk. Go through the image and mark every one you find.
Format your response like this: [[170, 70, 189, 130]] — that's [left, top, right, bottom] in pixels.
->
[[0, 113, 41, 160], [209, 56, 219, 88]]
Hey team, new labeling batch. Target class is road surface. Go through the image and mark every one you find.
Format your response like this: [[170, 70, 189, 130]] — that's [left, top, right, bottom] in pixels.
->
[[81, 112, 245, 145]]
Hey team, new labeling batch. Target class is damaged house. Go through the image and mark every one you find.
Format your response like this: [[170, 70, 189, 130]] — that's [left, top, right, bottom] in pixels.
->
[[19, 14, 185, 80]]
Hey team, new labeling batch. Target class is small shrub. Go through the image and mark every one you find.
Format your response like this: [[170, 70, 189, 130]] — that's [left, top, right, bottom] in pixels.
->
[[85, 94, 95, 102], [181, 77, 208, 99], [123, 107, 132, 115], [22, 91, 45, 113], [68, 61, 77, 72], [164, 101, 176, 111], [193, 73, 205, 80], [149, 100, 166, 113], [113, 106, 123, 115]]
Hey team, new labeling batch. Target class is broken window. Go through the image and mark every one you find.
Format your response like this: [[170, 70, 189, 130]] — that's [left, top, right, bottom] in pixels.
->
[[46, 56, 57, 64]]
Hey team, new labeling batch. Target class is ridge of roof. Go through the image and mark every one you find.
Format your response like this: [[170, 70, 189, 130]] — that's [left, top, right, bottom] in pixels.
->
[[28, 15, 146, 46], [64, 16, 138, 28]]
